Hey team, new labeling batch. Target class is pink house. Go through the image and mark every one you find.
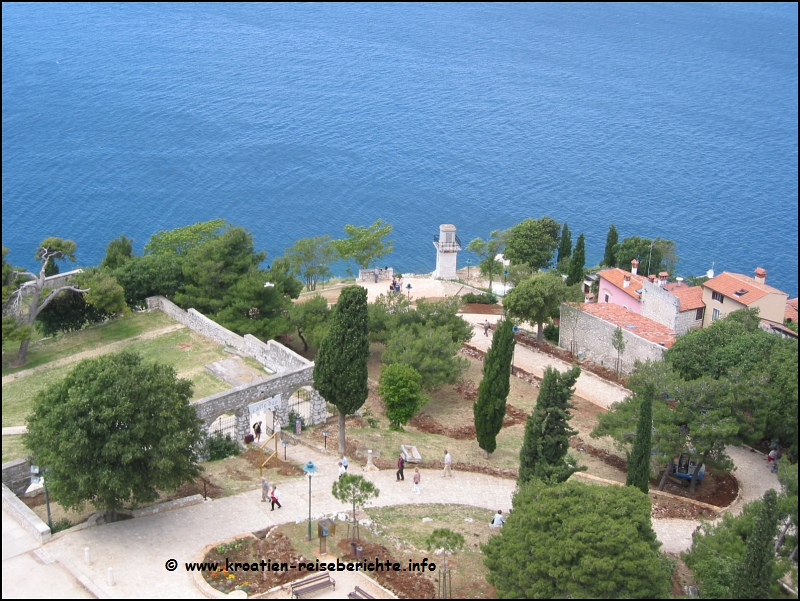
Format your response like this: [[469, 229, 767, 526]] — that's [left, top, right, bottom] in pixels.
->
[[597, 260, 648, 314]]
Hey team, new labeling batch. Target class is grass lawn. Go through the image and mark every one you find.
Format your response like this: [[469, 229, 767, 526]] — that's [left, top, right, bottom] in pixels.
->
[[2, 435, 28, 463], [2, 311, 175, 376], [2, 328, 231, 428]]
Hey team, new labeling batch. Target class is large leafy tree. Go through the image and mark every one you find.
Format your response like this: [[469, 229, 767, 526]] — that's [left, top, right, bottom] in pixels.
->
[[473, 318, 515, 457], [215, 268, 295, 340], [503, 270, 566, 343], [4, 238, 88, 367], [381, 325, 468, 390], [603, 224, 619, 267], [377, 363, 427, 430], [566, 233, 585, 286], [143, 218, 226, 256], [313, 286, 370, 454], [285, 235, 337, 291], [331, 473, 379, 543], [112, 253, 185, 307], [518, 365, 583, 485], [333, 219, 394, 270], [466, 230, 504, 287], [626, 383, 654, 494], [24, 351, 203, 521], [288, 295, 331, 352], [483, 480, 671, 599], [613, 236, 677, 276], [502, 216, 561, 271], [100, 235, 134, 270]]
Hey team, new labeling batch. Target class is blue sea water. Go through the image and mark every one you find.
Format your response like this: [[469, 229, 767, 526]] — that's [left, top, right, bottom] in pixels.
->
[[2, 3, 798, 295]]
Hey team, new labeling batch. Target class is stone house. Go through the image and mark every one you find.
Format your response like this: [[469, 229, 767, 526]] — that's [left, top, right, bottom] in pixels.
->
[[701, 268, 788, 327], [641, 278, 705, 335]]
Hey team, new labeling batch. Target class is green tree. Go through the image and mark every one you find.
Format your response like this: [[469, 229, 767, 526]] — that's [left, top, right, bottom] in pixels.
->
[[611, 326, 626, 375], [333, 219, 394, 270], [603, 224, 618, 267], [503, 217, 561, 271], [313, 286, 370, 454], [733, 489, 780, 599], [626, 384, 654, 494], [100, 235, 134, 270], [24, 351, 203, 521], [566, 233, 585, 286], [79, 269, 127, 316], [377, 363, 427, 430], [285, 235, 337, 291], [614, 236, 674, 276], [483, 480, 671, 599], [381, 325, 468, 390], [466, 230, 504, 287], [35, 290, 109, 337], [518, 365, 583, 485], [503, 270, 566, 343], [215, 268, 294, 340], [331, 473, 379, 543], [264, 256, 304, 300], [5, 239, 88, 367], [112, 253, 186, 308], [556, 222, 572, 264], [473, 319, 515, 457], [288, 295, 331, 352], [143, 218, 226, 256], [368, 292, 412, 343], [426, 528, 465, 599]]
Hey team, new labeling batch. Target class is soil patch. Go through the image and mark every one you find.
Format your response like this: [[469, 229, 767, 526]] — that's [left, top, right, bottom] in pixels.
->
[[458, 303, 504, 315], [239, 448, 306, 477], [658, 473, 738, 508], [162, 476, 224, 501], [409, 403, 527, 440], [336, 539, 436, 599], [202, 532, 307, 595]]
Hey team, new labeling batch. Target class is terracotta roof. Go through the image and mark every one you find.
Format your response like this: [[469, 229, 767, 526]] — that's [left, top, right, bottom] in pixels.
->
[[578, 302, 677, 348], [598, 268, 647, 300], [663, 283, 705, 312], [703, 272, 788, 306], [787, 298, 799, 323]]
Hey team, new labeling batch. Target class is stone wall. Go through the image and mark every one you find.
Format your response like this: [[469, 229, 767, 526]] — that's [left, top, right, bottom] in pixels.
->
[[146, 296, 327, 443], [358, 268, 394, 282], [676, 310, 703, 335], [18, 269, 83, 297], [2, 483, 51, 542], [641, 281, 679, 330], [559, 304, 667, 374], [2, 458, 32, 496]]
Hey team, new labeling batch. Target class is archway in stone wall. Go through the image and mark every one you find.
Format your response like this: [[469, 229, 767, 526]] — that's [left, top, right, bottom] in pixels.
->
[[248, 394, 282, 437], [208, 413, 236, 439]]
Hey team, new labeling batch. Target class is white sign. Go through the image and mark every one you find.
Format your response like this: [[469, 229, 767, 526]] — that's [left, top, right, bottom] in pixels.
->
[[249, 394, 281, 415]]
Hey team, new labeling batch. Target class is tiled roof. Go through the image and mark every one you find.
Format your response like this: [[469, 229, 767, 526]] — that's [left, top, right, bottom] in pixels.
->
[[663, 283, 705, 312], [598, 268, 647, 300], [578, 302, 677, 348], [703, 272, 788, 306], [787, 298, 799, 323]]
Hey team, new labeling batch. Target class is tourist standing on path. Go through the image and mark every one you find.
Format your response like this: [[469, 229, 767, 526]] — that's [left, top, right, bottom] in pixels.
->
[[338, 461, 346, 479], [374, 267, 380, 283], [253, 421, 262, 443], [772, 446, 782, 474], [412, 468, 421, 494], [341, 455, 349, 471], [261, 477, 270, 502], [270, 486, 282, 510], [443, 450, 453, 477], [396, 454, 405, 481], [484, 320, 490, 336]]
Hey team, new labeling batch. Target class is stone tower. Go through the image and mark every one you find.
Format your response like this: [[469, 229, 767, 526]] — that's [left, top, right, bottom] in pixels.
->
[[433, 224, 461, 279]]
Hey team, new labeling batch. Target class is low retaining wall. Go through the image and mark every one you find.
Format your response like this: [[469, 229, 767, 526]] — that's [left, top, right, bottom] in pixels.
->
[[2, 458, 32, 496], [2, 483, 50, 542]]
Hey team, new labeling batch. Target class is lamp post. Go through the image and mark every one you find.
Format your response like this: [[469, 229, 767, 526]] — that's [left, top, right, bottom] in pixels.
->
[[282, 440, 289, 461], [503, 270, 509, 296], [302, 461, 318, 541], [322, 430, 329, 450], [466, 258, 471, 282], [406, 283, 412, 299], [511, 326, 520, 375]]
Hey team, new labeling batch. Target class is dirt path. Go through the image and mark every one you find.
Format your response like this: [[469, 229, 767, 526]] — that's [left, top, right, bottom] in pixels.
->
[[2, 324, 187, 385]]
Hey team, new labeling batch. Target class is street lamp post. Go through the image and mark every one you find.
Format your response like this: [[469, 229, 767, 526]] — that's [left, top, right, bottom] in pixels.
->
[[511, 326, 520, 375], [406, 283, 412, 299], [503, 270, 509, 296], [322, 430, 329, 450], [282, 440, 289, 461], [466, 258, 471, 282], [302, 461, 318, 541]]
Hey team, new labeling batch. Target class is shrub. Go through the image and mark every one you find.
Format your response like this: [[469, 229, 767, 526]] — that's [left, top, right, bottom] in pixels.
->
[[462, 292, 498, 305], [543, 323, 559, 344], [286, 410, 306, 432], [204, 432, 241, 461]]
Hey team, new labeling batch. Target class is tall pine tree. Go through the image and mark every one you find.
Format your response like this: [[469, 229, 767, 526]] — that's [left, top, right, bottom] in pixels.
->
[[566, 233, 585, 286], [733, 489, 779, 599], [557, 223, 572, 264], [518, 365, 583, 485], [474, 319, 516, 457], [625, 384, 653, 494], [313, 286, 370, 454], [603, 224, 618, 267]]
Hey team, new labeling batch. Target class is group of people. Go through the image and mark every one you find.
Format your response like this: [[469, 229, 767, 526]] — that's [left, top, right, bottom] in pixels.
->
[[260, 477, 282, 510], [389, 276, 404, 293], [395, 449, 453, 494]]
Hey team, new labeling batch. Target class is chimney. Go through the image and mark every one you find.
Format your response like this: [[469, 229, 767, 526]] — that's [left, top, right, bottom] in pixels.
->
[[623, 274, 631, 289], [630, 259, 639, 275], [675, 276, 684, 287], [648, 274, 656, 283], [754, 267, 766, 284], [584, 293, 595, 303], [659, 271, 669, 286]]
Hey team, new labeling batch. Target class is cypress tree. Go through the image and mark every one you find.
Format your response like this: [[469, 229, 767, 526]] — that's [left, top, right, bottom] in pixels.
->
[[474, 319, 516, 457], [518, 365, 583, 486], [313, 285, 370, 454], [626, 384, 653, 494], [733, 489, 779, 599], [603, 224, 618, 267], [557, 222, 572, 264], [566, 233, 585, 286]]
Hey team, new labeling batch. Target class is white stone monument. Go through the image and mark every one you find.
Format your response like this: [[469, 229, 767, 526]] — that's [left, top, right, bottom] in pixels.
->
[[432, 224, 461, 280]]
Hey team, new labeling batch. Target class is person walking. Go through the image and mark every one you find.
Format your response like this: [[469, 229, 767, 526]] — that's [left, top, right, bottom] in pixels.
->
[[484, 320, 490, 336], [771, 446, 782, 474], [443, 450, 453, 477], [338, 461, 346, 479], [396, 454, 405, 481], [341, 455, 349, 471], [261, 477, 270, 502], [373, 267, 380, 283], [270, 485, 282, 510], [412, 468, 421, 494], [253, 421, 262, 443]]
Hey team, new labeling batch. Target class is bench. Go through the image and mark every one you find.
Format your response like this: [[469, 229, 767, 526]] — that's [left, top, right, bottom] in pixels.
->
[[348, 586, 375, 599], [291, 572, 335, 598]]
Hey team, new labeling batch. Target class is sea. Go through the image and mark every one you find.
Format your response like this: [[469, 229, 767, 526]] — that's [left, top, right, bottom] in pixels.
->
[[2, 3, 798, 295]]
